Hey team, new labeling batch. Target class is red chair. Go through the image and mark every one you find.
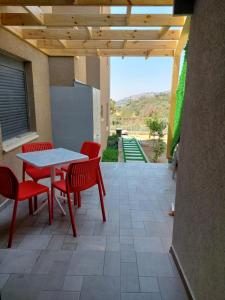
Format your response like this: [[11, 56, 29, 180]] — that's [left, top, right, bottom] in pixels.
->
[[0, 166, 51, 248], [22, 142, 64, 210], [61, 141, 106, 197], [51, 157, 106, 237]]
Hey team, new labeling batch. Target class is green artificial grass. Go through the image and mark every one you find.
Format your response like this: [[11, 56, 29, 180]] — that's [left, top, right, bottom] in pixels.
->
[[102, 147, 118, 162]]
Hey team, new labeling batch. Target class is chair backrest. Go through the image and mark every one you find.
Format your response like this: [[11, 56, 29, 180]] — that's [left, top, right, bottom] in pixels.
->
[[80, 141, 101, 159], [22, 142, 53, 153], [0, 166, 19, 199], [22, 142, 54, 176], [67, 157, 100, 192]]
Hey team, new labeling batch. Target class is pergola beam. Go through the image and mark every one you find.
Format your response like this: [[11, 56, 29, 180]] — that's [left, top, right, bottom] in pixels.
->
[[167, 17, 190, 158], [41, 48, 174, 56], [0, 13, 186, 27], [35, 39, 177, 50], [22, 28, 181, 41], [23, 6, 44, 25], [0, 0, 173, 6]]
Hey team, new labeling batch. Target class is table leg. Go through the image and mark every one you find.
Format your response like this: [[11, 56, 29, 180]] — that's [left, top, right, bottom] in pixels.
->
[[51, 166, 66, 216]]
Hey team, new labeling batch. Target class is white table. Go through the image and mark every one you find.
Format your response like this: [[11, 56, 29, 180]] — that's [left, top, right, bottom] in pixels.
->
[[17, 148, 88, 215]]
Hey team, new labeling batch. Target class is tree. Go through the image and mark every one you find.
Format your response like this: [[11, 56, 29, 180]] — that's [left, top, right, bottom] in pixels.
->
[[146, 116, 166, 139], [110, 99, 117, 114]]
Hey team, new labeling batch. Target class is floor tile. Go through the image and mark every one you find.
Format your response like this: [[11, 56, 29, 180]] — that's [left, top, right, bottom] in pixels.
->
[[121, 276, 140, 292], [63, 276, 83, 292], [0, 249, 41, 274], [137, 253, 174, 277], [67, 250, 105, 275], [121, 292, 162, 300], [120, 249, 136, 263], [139, 276, 159, 293], [18, 235, 52, 250], [134, 237, 164, 253], [104, 251, 120, 276], [121, 262, 138, 277], [80, 276, 120, 300], [158, 276, 188, 300]]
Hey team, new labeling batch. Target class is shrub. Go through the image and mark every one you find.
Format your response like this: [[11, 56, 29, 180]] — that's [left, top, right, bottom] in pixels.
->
[[107, 134, 119, 149], [146, 116, 166, 139], [102, 147, 118, 162], [151, 139, 166, 163]]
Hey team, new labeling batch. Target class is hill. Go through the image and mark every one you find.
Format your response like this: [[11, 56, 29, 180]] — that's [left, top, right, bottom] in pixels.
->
[[113, 91, 170, 121]]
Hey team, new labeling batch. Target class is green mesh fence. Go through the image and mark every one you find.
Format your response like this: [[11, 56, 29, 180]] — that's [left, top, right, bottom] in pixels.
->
[[170, 45, 188, 156]]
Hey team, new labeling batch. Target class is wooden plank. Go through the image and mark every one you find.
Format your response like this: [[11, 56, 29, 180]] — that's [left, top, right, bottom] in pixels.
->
[[174, 16, 190, 56], [36, 38, 64, 48], [41, 48, 174, 56], [0, 13, 186, 27], [1, 25, 45, 53], [0, 0, 173, 6], [24, 6, 44, 25], [167, 54, 181, 159], [35, 39, 177, 49], [22, 28, 181, 40]]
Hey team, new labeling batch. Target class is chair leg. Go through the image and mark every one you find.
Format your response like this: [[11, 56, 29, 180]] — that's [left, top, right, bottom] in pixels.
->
[[28, 198, 33, 215], [51, 185, 54, 221], [47, 191, 52, 225], [73, 193, 77, 206], [60, 173, 64, 196], [67, 192, 77, 237], [77, 192, 81, 208], [98, 167, 106, 196], [97, 182, 106, 222], [34, 180, 38, 210], [8, 200, 19, 248]]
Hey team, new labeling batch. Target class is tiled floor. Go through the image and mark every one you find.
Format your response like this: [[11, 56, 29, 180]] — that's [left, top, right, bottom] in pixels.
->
[[0, 163, 188, 300]]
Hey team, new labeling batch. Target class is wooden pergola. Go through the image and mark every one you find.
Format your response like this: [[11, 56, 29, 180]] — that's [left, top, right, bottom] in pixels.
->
[[0, 0, 190, 158]]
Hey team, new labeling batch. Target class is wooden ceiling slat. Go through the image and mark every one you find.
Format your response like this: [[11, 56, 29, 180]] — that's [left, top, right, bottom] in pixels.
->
[[41, 48, 174, 56], [0, 1, 173, 6], [0, 13, 186, 27], [22, 28, 181, 40], [35, 39, 177, 49]]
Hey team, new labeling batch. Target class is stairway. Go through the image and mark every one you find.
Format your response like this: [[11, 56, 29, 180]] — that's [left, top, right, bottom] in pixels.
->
[[122, 138, 148, 163]]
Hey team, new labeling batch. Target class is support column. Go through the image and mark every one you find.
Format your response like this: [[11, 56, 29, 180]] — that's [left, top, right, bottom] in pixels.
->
[[167, 54, 181, 159]]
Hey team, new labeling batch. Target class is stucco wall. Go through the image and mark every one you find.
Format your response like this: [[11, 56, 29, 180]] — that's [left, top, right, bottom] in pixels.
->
[[49, 57, 74, 86], [74, 56, 87, 84], [86, 56, 101, 90], [100, 57, 110, 149], [0, 28, 52, 179], [172, 1, 225, 299]]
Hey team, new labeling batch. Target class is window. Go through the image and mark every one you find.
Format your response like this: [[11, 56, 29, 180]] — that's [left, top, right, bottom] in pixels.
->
[[0, 54, 29, 141]]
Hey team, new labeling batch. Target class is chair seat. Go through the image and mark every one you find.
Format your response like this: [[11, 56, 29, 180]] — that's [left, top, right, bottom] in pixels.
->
[[26, 166, 63, 181], [52, 180, 67, 193], [61, 164, 69, 173], [18, 181, 49, 201]]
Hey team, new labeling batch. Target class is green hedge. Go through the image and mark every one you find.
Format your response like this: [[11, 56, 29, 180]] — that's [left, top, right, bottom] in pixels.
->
[[102, 147, 118, 162], [102, 134, 119, 162]]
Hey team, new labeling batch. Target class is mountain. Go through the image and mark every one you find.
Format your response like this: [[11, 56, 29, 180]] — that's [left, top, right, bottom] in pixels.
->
[[116, 91, 169, 107], [113, 91, 170, 121]]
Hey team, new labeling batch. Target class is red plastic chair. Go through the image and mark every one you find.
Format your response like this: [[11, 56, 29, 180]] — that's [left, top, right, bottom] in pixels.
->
[[22, 142, 64, 210], [51, 157, 106, 237], [61, 141, 106, 197], [0, 166, 51, 248]]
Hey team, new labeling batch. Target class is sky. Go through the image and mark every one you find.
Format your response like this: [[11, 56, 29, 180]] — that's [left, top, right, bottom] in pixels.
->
[[110, 6, 179, 101]]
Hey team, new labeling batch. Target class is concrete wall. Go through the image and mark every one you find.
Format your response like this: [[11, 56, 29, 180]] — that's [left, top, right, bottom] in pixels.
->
[[100, 57, 110, 149], [172, 1, 225, 299], [74, 56, 87, 84], [0, 28, 52, 179], [49, 57, 74, 86], [86, 56, 100, 90]]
